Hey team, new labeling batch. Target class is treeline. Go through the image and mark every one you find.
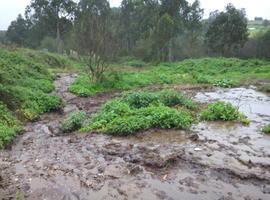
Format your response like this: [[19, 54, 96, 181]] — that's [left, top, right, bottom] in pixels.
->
[[3, 0, 270, 61]]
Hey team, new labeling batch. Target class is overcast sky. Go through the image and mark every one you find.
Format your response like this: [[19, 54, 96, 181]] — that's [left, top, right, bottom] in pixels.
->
[[1, 0, 270, 30]]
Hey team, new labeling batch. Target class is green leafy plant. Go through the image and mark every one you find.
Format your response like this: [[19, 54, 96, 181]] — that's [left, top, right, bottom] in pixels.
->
[[61, 111, 87, 133], [200, 101, 243, 121], [262, 124, 270, 134], [81, 90, 195, 135], [0, 102, 21, 149]]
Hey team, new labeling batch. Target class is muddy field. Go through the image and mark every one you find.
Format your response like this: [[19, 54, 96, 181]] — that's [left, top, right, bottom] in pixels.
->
[[0, 73, 270, 200]]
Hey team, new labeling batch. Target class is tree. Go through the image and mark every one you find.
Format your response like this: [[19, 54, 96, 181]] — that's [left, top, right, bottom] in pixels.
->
[[257, 29, 270, 58], [6, 14, 29, 46], [263, 19, 270, 27], [26, 0, 76, 53], [205, 4, 248, 56], [183, 0, 204, 57], [73, 0, 113, 83]]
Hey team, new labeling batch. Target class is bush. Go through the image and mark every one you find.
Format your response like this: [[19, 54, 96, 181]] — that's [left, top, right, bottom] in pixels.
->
[[201, 101, 242, 121], [81, 90, 195, 135], [61, 111, 87, 133], [0, 102, 21, 149], [262, 124, 270, 134], [122, 91, 158, 108], [122, 90, 197, 110]]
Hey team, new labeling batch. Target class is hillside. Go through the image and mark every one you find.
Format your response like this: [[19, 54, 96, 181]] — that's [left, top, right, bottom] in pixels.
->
[[0, 48, 78, 148]]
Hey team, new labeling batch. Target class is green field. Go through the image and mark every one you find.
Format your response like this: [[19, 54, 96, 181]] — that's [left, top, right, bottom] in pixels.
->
[[70, 57, 270, 97], [1, 48, 270, 147]]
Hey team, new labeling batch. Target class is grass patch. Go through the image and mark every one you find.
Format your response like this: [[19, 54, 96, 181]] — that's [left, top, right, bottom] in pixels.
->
[[81, 90, 195, 135], [70, 57, 270, 97], [200, 101, 246, 122], [0, 102, 22, 148], [262, 124, 270, 135], [0, 48, 78, 148], [61, 111, 87, 133]]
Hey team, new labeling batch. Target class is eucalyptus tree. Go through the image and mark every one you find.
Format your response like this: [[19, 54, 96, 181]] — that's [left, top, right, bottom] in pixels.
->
[[25, 0, 76, 52], [205, 3, 248, 56]]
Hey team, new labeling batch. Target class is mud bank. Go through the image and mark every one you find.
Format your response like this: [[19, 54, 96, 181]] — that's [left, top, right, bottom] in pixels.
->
[[0, 74, 270, 200]]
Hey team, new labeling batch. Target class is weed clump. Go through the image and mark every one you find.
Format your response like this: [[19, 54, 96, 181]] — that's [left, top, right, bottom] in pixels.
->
[[61, 111, 87, 133], [0, 102, 21, 149], [262, 124, 270, 135], [81, 90, 195, 135], [122, 90, 197, 110], [200, 101, 244, 121], [0, 48, 75, 147]]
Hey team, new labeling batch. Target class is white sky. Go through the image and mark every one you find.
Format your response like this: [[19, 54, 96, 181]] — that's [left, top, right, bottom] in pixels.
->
[[1, 0, 270, 30]]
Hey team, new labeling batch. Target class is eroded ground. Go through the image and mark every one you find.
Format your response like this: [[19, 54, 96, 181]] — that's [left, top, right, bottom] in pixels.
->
[[0, 73, 270, 200]]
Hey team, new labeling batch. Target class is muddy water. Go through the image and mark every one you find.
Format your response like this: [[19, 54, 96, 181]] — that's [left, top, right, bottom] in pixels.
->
[[0, 75, 270, 200]]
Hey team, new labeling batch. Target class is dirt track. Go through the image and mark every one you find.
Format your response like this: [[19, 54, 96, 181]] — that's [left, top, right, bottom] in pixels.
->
[[1, 73, 270, 200]]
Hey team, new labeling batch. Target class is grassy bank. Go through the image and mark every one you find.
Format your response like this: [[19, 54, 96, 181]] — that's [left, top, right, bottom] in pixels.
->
[[70, 57, 270, 97], [0, 48, 78, 148]]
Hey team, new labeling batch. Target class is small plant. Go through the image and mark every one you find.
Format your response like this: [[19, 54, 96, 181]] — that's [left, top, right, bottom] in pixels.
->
[[122, 91, 158, 108], [201, 101, 243, 121], [122, 90, 197, 110], [214, 79, 235, 88], [61, 111, 87, 133], [157, 90, 197, 110], [262, 124, 270, 134]]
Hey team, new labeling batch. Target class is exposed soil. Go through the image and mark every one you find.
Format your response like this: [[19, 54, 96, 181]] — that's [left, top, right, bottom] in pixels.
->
[[0, 74, 270, 200]]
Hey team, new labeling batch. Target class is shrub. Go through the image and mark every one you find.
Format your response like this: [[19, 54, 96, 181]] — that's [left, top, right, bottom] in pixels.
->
[[122, 90, 197, 110], [122, 91, 158, 108], [81, 91, 195, 135], [157, 90, 197, 110], [0, 102, 21, 149], [262, 124, 270, 134], [201, 101, 242, 121], [61, 111, 87, 133]]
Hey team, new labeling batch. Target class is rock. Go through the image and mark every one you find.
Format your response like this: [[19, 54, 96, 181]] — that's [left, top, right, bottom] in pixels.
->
[[262, 185, 270, 194], [194, 147, 202, 151], [189, 133, 199, 141]]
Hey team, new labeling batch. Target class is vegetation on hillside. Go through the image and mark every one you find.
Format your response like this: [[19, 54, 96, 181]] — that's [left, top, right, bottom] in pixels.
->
[[70, 57, 270, 97], [0, 48, 76, 148], [262, 124, 270, 135]]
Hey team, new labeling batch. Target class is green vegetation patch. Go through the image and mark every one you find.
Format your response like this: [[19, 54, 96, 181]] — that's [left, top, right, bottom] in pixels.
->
[[0, 102, 21, 149], [81, 90, 195, 135], [61, 111, 87, 133], [0, 48, 76, 148], [0, 49, 63, 121], [262, 124, 270, 135], [200, 101, 245, 122], [70, 58, 270, 97]]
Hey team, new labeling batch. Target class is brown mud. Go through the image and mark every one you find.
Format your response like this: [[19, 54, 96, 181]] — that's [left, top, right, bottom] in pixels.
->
[[0, 74, 270, 200]]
